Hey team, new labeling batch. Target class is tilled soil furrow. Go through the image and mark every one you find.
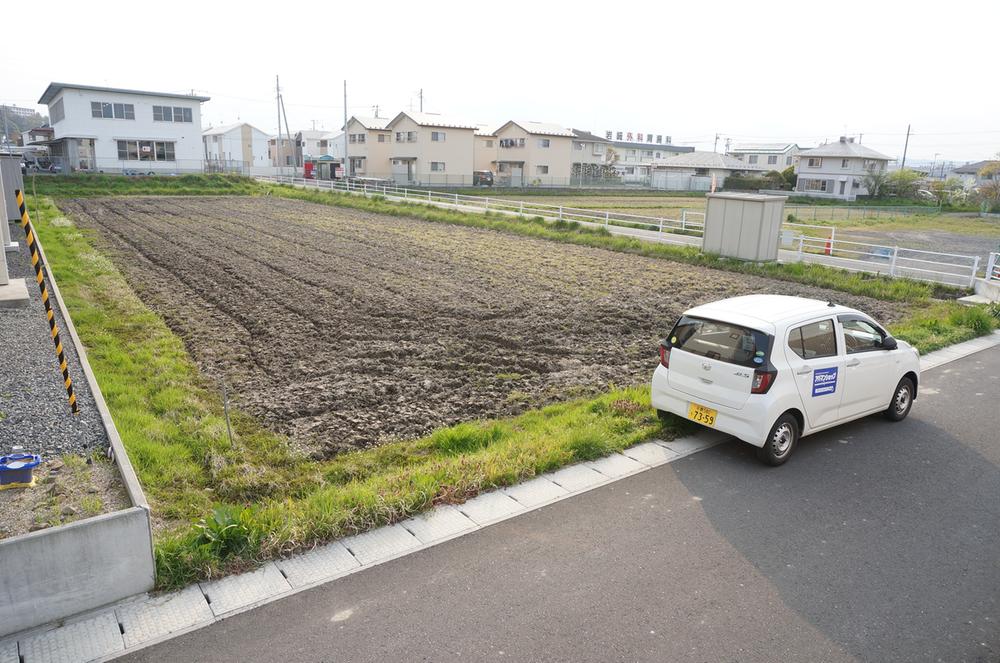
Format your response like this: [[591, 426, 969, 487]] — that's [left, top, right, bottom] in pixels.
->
[[64, 196, 906, 456]]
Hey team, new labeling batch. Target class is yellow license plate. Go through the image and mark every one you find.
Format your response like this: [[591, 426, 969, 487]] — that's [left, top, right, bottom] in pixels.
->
[[687, 402, 717, 427]]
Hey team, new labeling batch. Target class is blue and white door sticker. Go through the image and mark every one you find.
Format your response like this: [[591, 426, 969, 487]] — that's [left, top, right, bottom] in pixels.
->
[[812, 367, 839, 397]]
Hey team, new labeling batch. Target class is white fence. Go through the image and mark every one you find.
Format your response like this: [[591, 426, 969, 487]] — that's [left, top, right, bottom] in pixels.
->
[[987, 253, 1000, 282], [260, 176, 982, 289]]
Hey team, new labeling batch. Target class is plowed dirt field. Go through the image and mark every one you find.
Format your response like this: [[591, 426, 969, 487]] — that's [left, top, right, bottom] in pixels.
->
[[62, 196, 905, 457]]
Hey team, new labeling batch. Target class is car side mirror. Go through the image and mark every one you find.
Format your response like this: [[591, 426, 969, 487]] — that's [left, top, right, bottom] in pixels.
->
[[881, 335, 897, 350]]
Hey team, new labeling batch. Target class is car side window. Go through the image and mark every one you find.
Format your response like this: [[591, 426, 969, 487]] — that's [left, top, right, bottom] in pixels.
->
[[788, 319, 837, 359], [842, 319, 885, 353]]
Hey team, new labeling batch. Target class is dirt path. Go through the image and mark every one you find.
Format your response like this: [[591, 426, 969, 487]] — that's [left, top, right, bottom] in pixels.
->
[[61, 196, 906, 458]]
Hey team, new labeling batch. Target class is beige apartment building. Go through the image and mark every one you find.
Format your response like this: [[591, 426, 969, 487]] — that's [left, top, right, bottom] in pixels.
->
[[493, 120, 575, 186], [384, 112, 476, 185], [474, 125, 498, 173], [343, 116, 392, 177]]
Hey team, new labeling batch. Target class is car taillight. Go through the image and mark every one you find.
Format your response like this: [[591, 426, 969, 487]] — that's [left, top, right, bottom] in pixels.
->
[[659, 344, 670, 368], [751, 368, 776, 394]]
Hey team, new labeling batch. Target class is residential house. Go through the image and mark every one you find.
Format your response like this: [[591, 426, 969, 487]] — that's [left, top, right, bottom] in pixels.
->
[[794, 137, 892, 200], [37, 82, 209, 172], [268, 136, 296, 167], [948, 160, 999, 189], [343, 116, 392, 178], [728, 143, 802, 171], [384, 112, 476, 185], [202, 122, 270, 173], [294, 129, 329, 167], [473, 125, 498, 174], [20, 126, 54, 146], [610, 137, 694, 183], [651, 151, 766, 191], [493, 120, 575, 186], [570, 129, 609, 180]]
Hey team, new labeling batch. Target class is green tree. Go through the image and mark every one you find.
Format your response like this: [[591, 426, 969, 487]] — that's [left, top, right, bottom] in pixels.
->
[[781, 166, 797, 189], [885, 168, 922, 198], [862, 169, 890, 198]]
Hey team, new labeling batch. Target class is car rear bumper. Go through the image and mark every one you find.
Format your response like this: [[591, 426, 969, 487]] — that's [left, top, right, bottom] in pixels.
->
[[651, 365, 772, 447]]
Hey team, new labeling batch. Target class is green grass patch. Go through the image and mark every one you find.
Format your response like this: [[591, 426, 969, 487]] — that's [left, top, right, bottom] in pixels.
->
[[889, 301, 999, 354], [26, 173, 261, 198]]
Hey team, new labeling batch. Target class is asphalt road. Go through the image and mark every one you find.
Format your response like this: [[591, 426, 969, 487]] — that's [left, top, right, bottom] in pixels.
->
[[123, 348, 1000, 663]]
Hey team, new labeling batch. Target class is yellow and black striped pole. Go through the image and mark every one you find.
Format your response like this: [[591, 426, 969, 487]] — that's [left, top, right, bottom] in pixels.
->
[[15, 189, 78, 414]]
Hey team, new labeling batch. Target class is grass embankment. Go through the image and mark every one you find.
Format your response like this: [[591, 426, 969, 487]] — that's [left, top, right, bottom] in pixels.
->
[[26, 173, 260, 198], [29, 192, 682, 589]]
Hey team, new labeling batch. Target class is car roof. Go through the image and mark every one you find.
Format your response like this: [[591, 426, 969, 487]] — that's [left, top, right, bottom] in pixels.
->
[[684, 295, 858, 332]]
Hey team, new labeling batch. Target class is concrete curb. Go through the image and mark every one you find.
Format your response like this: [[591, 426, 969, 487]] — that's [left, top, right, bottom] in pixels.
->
[[3, 325, 996, 661]]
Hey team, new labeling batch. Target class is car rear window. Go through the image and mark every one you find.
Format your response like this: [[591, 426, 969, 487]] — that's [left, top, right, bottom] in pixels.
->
[[668, 315, 770, 368]]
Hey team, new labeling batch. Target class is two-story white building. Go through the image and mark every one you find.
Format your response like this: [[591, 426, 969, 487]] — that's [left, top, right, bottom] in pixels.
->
[[728, 143, 802, 170], [202, 123, 270, 173], [609, 138, 694, 183], [794, 137, 892, 200], [384, 112, 477, 185], [492, 120, 576, 186], [343, 116, 393, 178], [38, 82, 209, 173]]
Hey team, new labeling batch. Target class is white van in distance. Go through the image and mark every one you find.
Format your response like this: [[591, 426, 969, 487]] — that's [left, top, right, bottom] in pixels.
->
[[651, 295, 921, 465]]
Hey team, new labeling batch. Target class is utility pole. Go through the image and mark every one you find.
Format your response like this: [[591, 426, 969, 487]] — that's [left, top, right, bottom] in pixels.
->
[[900, 124, 911, 170], [713, 133, 720, 153], [724, 137, 731, 154], [343, 80, 349, 179], [276, 76, 283, 176], [279, 93, 293, 168], [419, 88, 423, 113]]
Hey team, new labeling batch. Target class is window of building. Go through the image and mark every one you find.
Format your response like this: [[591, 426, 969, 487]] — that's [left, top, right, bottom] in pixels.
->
[[538, 138, 550, 148], [378, 134, 387, 143], [356, 133, 366, 143], [807, 158, 823, 168], [624, 167, 634, 175], [286, 155, 293, 165], [319, 140, 328, 149], [786, 156, 793, 165], [92, 101, 134, 119], [788, 319, 837, 359], [748, 155, 759, 164], [349, 134, 357, 143], [594, 144, 605, 154], [655, 152, 661, 159], [643, 150, 653, 157], [695, 168, 709, 176], [801, 178, 829, 192], [574, 142, 583, 150], [536, 165, 549, 174], [842, 158, 850, 168], [117, 140, 175, 161], [50, 99, 65, 123], [485, 139, 494, 148], [396, 132, 404, 142], [430, 162, 446, 171], [407, 131, 417, 142], [767, 155, 778, 165], [431, 131, 446, 142]]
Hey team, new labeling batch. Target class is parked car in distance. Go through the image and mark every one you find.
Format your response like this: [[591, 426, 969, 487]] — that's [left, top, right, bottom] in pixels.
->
[[651, 295, 920, 465], [473, 170, 494, 186]]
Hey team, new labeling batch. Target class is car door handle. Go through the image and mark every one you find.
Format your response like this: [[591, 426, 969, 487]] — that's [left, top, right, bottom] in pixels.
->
[[846, 358, 860, 367], [796, 366, 812, 375]]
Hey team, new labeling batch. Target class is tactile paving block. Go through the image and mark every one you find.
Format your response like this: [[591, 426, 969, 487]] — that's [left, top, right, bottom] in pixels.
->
[[341, 523, 421, 566], [401, 505, 477, 544], [1, 640, 18, 663], [622, 441, 680, 466], [276, 541, 361, 588], [116, 585, 214, 648], [544, 464, 610, 492], [200, 563, 291, 617], [503, 476, 569, 508], [585, 453, 646, 479], [18, 611, 123, 663]]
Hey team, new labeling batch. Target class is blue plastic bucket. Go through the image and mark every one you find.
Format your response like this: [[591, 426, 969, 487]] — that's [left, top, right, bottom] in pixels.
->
[[0, 453, 42, 489]]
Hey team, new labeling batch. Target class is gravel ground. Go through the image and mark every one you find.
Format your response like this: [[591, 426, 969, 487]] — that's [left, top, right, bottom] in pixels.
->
[[0, 221, 110, 457]]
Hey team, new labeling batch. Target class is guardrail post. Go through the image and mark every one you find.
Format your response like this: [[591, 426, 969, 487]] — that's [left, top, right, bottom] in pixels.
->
[[520, 201, 524, 215], [363, 183, 368, 195], [428, 190, 432, 202], [970, 256, 980, 287], [798, 235, 804, 260], [987, 252, 999, 281], [889, 246, 898, 277], [830, 226, 836, 244], [681, 209, 687, 231], [559, 206, 563, 221], [485, 197, 490, 211], [605, 211, 609, 227], [454, 192, 459, 205]]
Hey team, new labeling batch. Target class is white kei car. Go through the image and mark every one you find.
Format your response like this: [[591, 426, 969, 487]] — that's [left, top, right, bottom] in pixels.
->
[[651, 295, 921, 465]]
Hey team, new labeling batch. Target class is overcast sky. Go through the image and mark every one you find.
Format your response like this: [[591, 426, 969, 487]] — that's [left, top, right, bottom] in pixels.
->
[[2, 0, 997, 164]]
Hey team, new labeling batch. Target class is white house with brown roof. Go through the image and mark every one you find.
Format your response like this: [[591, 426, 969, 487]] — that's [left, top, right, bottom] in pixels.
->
[[384, 112, 476, 185], [492, 120, 575, 186], [793, 137, 892, 200]]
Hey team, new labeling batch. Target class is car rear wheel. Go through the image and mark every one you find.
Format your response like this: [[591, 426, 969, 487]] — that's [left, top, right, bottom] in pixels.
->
[[756, 414, 799, 466], [884, 377, 914, 422]]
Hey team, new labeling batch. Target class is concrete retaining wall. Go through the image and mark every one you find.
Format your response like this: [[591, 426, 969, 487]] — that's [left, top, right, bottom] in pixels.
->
[[0, 507, 155, 636]]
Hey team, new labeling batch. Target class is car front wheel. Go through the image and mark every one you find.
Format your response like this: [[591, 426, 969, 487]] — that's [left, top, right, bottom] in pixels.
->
[[884, 377, 914, 422], [756, 413, 799, 466]]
